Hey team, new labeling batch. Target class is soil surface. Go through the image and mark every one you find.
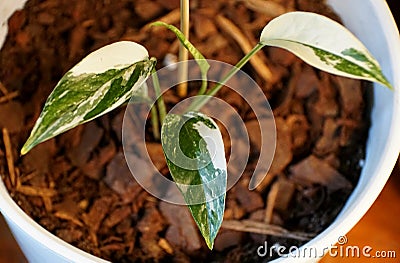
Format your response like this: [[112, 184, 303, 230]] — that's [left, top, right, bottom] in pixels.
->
[[0, 0, 370, 262]]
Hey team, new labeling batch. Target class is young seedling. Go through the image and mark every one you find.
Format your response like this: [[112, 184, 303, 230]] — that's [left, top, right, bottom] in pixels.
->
[[20, 11, 392, 249]]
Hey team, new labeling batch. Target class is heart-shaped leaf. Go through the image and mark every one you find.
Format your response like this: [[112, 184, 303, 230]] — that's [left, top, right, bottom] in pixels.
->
[[161, 111, 227, 249], [260, 11, 392, 89], [21, 41, 156, 155]]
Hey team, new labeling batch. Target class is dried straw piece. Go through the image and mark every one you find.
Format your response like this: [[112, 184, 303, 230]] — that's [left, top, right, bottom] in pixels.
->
[[14, 167, 21, 189], [0, 91, 19, 104], [215, 15, 273, 83], [54, 211, 84, 227], [222, 219, 315, 241], [255, 172, 276, 192], [99, 243, 126, 251], [19, 171, 39, 184], [265, 181, 279, 224], [42, 196, 53, 212], [236, 0, 287, 17], [16, 185, 57, 197], [0, 81, 8, 95], [158, 238, 174, 255], [2, 128, 16, 187]]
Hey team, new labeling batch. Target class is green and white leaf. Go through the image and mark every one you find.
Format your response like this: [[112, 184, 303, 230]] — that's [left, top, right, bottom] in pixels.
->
[[161, 111, 227, 249], [152, 22, 210, 90], [260, 11, 392, 89], [21, 41, 156, 155]]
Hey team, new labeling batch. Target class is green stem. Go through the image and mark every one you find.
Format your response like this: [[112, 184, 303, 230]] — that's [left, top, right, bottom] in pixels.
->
[[150, 105, 160, 140], [152, 69, 167, 123], [187, 42, 265, 112], [197, 72, 208, 96]]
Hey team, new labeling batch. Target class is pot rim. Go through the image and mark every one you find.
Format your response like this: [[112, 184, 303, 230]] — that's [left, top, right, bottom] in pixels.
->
[[274, 0, 400, 261]]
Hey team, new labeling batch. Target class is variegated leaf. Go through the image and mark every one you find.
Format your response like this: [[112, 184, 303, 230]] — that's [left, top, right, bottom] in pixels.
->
[[161, 111, 227, 249], [21, 41, 156, 155], [260, 11, 392, 89]]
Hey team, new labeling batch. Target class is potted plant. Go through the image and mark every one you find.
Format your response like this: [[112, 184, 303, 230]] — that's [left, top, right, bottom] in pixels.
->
[[0, 0, 399, 262]]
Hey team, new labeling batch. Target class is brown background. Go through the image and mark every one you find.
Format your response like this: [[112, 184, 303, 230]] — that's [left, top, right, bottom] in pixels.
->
[[0, 1, 399, 262]]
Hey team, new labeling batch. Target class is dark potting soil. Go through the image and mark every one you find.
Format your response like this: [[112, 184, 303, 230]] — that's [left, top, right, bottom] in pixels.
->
[[0, 0, 370, 262]]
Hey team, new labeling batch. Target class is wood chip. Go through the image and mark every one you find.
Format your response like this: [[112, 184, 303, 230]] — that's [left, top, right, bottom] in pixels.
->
[[314, 118, 340, 156], [134, 0, 163, 20], [56, 228, 83, 244], [68, 25, 86, 59], [335, 76, 363, 119], [236, 0, 287, 17], [290, 155, 352, 192], [272, 178, 295, 212], [104, 206, 132, 228], [22, 139, 55, 174], [142, 8, 180, 32], [193, 14, 218, 40], [137, 205, 165, 235], [82, 196, 113, 233], [0, 102, 25, 133], [67, 122, 104, 167], [159, 201, 202, 252], [155, 0, 180, 10], [214, 229, 243, 252], [82, 142, 116, 179], [245, 119, 262, 154], [104, 152, 138, 196], [286, 114, 310, 153], [234, 184, 264, 213], [294, 65, 319, 99], [268, 118, 293, 175], [273, 63, 301, 116], [315, 73, 339, 117]]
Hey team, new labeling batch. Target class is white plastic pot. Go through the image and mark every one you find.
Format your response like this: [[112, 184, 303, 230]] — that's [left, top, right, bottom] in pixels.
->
[[0, 0, 399, 262]]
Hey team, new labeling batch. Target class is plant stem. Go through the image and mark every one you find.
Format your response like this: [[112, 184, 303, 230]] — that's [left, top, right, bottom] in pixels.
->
[[150, 105, 160, 140], [177, 0, 190, 97], [187, 42, 265, 112], [197, 71, 208, 96], [152, 69, 167, 123]]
